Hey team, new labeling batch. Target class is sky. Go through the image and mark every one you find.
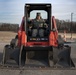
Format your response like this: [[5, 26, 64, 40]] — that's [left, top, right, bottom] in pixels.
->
[[0, 0, 76, 25]]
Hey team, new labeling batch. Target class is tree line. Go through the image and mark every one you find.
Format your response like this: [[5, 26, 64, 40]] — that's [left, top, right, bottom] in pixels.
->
[[0, 19, 76, 33], [56, 19, 76, 33], [0, 23, 19, 32]]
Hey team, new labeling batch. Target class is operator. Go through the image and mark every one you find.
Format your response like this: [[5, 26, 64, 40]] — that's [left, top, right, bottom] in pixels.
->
[[30, 12, 48, 37]]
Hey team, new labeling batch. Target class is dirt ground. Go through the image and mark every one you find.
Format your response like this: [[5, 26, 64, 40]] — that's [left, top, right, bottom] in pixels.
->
[[0, 31, 76, 75], [0, 31, 76, 41], [0, 31, 17, 43], [59, 33, 76, 39], [0, 69, 76, 75]]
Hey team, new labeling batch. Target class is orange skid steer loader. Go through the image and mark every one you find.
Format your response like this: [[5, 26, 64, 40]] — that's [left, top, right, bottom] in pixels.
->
[[2, 4, 75, 68]]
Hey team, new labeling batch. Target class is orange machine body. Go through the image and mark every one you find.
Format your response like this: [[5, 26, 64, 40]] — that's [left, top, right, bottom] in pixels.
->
[[18, 16, 58, 47]]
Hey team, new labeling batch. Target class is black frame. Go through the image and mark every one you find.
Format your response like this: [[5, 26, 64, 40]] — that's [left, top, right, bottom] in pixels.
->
[[25, 4, 51, 42]]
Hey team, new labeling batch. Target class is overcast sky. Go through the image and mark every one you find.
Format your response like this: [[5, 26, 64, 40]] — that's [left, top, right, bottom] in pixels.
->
[[0, 0, 76, 24]]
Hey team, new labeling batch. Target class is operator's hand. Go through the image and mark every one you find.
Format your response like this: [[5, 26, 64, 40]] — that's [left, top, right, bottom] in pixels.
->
[[39, 23, 43, 27], [29, 26, 32, 29], [44, 23, 48, 28]]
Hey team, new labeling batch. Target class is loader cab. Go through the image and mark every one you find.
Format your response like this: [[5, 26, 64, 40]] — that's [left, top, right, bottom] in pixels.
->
[[25, 4, 51, 42]]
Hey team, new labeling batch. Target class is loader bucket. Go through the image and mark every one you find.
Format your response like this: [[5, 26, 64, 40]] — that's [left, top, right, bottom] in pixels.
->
[[3, 45, 75, 68], [53, 45, 75, 67], [3, 45, 20, 66], [19, 46, 52, 67], [19, 45, 75, 68]]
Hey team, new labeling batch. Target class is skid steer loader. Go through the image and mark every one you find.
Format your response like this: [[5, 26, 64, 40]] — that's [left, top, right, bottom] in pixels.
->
[[2, 4, 75, 68]]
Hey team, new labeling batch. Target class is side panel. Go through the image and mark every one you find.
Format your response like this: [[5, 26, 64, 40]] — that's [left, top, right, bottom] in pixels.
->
[[49, 31, 58, 47], [49, 16, 58, 47], [18, 17, 27, 46], [21, 31, 27, 46], [18, 30, 22, 46]]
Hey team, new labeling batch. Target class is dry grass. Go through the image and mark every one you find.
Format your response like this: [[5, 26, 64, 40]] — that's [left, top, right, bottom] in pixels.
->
[[0, 31, 17, 43], [0, 31, 17, 37], [0, 31, 76, 43], [59, 33, 76, 39]]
